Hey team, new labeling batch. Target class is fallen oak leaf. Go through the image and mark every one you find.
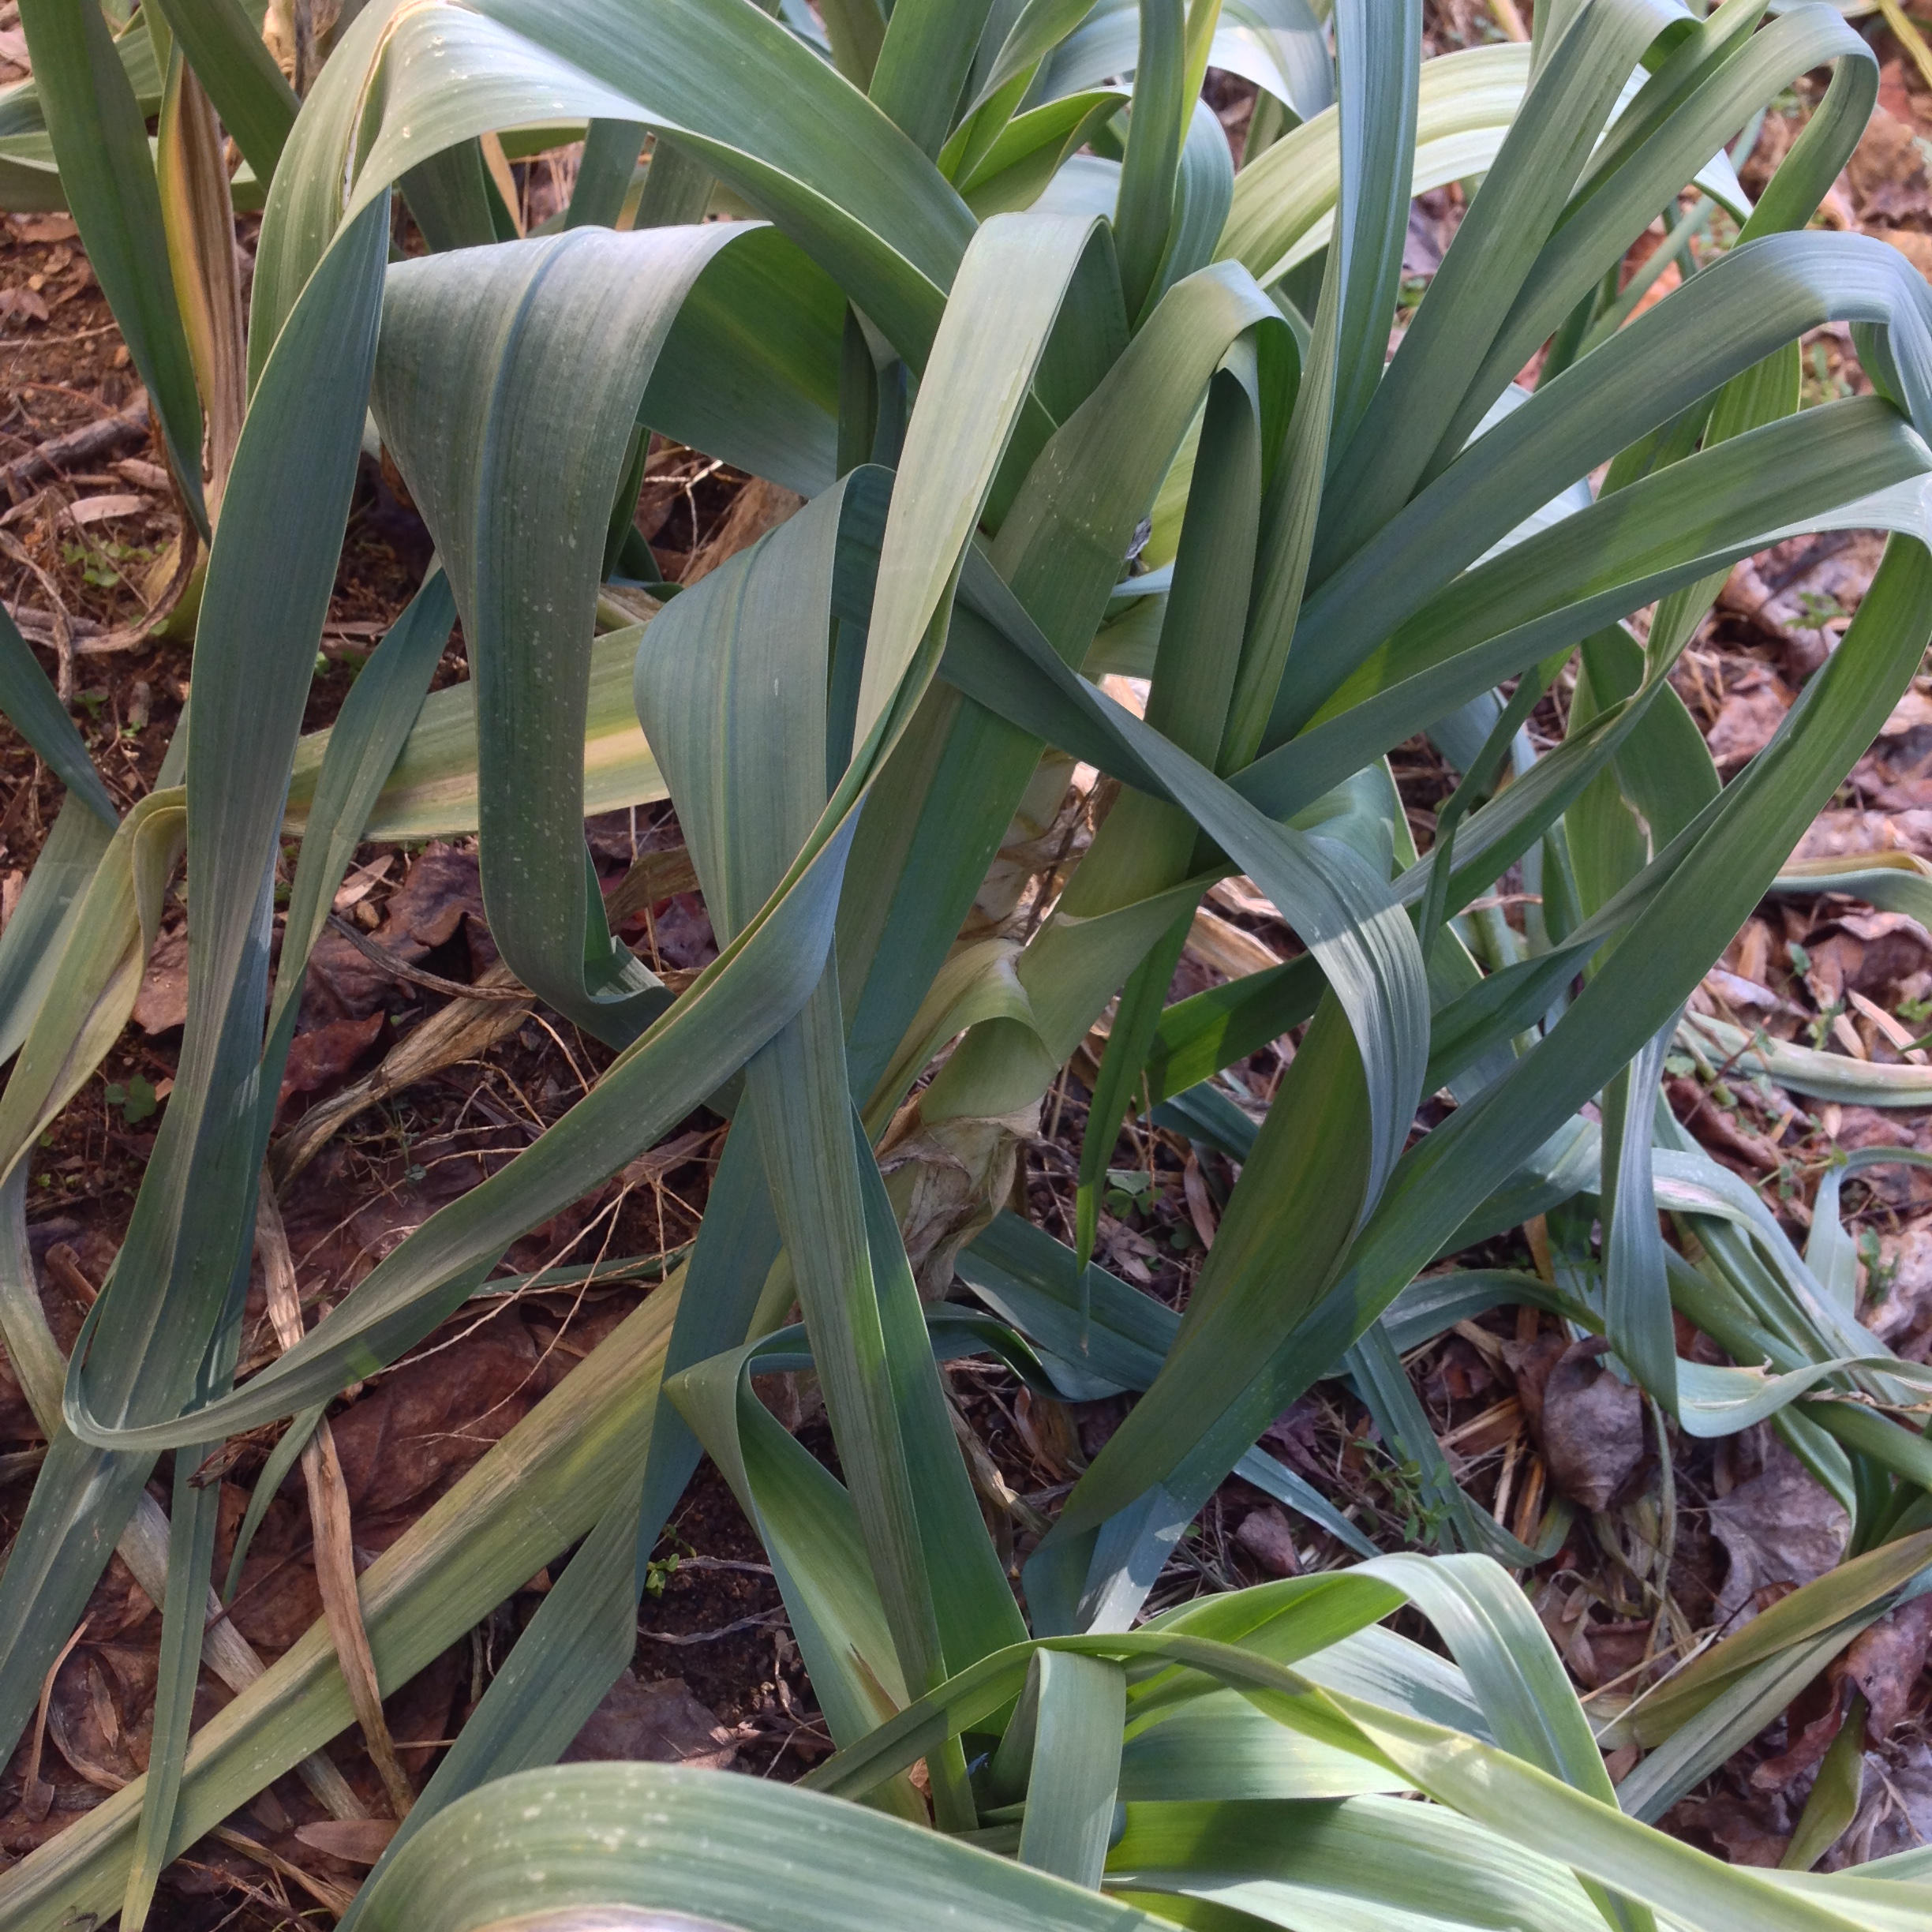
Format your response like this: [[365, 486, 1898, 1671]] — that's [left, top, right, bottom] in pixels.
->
[[0, 286, 49, 326], [1235, 1504, 1301, 1577], [293, 1818, 399, 1866], [325, 1316, 544, 1513], [1842, 1589, 1932, 1739], [562, 1671, 739, 1770], [378, 840, 485, 949], [1528, 1336, 1648, 1514], [1710, 1436, 1851, 1630], [1752, 1683, 1856, 1792], [43, 1694, 124, 1792], [1750, 1594, 1932, 1794], [133, 926, 189, 1035], [63, 493, 148, 529], [277, 1010, 387, 1109], [301, 841, 490, 1023]]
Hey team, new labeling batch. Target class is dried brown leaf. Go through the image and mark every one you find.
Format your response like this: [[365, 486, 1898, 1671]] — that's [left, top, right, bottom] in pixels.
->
[[1843, 1593, 1932, 1740], [1710, 1436, 1850, 1629], [277, 1010, 385, 1107], [293, 1818, 399, 1866], [256, 1185, 414, 1818], [1705, 669, 1795, 769], [561, 1671, 739, 1769], [1234, 1505, 1301, 1578], [1529, 1337, 1647, 1514], [131, 926, 188, 1035]]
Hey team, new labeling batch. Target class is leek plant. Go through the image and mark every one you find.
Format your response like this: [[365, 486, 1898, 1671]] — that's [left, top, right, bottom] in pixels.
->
[[3, 0, 1932, 1923]]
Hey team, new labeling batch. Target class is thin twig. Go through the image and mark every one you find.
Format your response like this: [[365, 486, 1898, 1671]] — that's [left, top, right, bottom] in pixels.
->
[[637, 1610, 788, 1646], [3, 322, 125, 347], [0, 395, 149, 494], [325, 912, 532, 1000], [0, 528, 73, 699]]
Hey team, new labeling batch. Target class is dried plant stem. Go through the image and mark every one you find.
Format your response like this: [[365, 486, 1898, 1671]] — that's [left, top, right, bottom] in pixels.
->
[[256, 1181, 416, 1818]]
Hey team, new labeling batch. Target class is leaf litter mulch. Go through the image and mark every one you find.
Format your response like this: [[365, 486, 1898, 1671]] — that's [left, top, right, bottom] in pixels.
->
[[8, 21, 1932, 1925]]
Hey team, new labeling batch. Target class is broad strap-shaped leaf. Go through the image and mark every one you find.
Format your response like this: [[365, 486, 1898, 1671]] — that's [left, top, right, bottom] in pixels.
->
[[669, 1324, 913, 1750], [869, 0, 998, 157], [354, 1762, 1182, 1932], [805, 1593, 1883, 1932], [854, 207, 1106, 746], [1271, 230, 1932, 739], [979, 530, 1932, 1597], [1271, 535, 1932, 1482], [0, 603, 115, 825], [352, 1127, 786, 1902], [959, 1208, 1380, 1557], [1247, 395, 1930, 826], [253, 0, 976, 377], [148, 0, 298, 185], [373, 225, 758, 1043], [841, 257, 1288, 1129], [267, 574, 457, 1048], [62, 777, 854, 1447], [1223, 0, 1415, 767], [1017, 1649, 1126, 1885], [1599, 1020, 1679, 1406], [1113, 0, 1189, 321], [564, 116, 644, 227], [0, 203, 391, 1764], [0, 799, 115, 1069], [0, 789, 182, 1195], [69, 201, 1105, 1460], [945, 553, 1428, 1208], [16, 584, 447, 1893], [1434, 3, 1875, 474], [1109, 1794, 1607, 1932], [17, 0, 206, 526], [0, 1281, 685, 1929], [638, 470, 1024, 1778], [1324, 0, 1418, 454], [923, 341, 1270, 1136], [350, 206, 1110, 1849]]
